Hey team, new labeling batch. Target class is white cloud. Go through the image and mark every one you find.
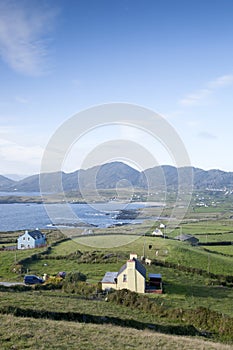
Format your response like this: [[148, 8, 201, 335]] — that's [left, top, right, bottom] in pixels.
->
[[198, 131, 217, 139], [0, 0, 58, 75], [208, 74, 233, 88], [180, 89, 211, 107], [179, 73, 233, 107], [0, 138, 44, 174]]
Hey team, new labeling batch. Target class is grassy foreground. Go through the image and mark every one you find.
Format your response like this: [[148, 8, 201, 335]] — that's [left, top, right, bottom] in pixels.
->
[[0, 314, 232, 350]]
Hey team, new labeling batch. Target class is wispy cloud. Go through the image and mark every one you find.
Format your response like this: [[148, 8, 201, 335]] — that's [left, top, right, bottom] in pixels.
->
[[179, 74, 233, 107], [0, 138, 44, 174], [0, 0, 58, 76], [15, 96, 29, 104], [180, 89, 211, 107], [198, 131, 217, 139], [208, 74, 233, 88]]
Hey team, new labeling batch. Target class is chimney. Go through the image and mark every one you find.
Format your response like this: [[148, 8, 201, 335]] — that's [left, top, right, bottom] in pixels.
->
[[130, 253, 137, 260]]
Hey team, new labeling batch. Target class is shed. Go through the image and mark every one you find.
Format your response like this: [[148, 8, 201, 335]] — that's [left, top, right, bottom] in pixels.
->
[[147, 273, 163, 294], [175, 234, 199, 246], [101, 272, 118, 291]]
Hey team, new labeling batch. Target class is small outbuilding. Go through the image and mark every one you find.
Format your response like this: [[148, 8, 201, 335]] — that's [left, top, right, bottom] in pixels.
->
[[175, 234, 199, 246], [147, 273, 163, 294], [17, 229, 46, 250]]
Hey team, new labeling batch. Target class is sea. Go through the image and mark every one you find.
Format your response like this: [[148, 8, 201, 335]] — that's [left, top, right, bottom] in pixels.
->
[[0, 192, 146, 232]]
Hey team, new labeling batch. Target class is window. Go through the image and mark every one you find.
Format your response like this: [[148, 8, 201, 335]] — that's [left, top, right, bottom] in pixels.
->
[[23, 237, 25, 240], [123, 274, 127, 282], [28, 237, 30, 241]]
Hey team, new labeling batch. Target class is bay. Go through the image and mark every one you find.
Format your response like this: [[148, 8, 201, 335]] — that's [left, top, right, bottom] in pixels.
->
[[0, 202, 145, 232], [0, 191, 42, 197]]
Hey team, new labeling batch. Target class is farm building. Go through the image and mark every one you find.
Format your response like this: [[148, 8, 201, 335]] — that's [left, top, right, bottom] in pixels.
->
[[17, 229, 46, 250], [101, 253, 162, 294], [146, 273, 163, 294], [175, 234, 199, 246]]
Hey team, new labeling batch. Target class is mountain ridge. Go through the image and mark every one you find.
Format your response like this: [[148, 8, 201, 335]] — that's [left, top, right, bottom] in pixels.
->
[[1, 162, 233, 192]]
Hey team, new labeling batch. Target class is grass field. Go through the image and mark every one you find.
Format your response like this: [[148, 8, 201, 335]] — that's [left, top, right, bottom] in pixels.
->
[[1, 314, 232, 350], [44, 233, 233, 275], [0, 200, 233, 348]]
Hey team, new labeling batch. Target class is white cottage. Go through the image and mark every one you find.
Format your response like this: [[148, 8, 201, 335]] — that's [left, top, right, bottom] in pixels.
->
[[17, 229, 46, 250]]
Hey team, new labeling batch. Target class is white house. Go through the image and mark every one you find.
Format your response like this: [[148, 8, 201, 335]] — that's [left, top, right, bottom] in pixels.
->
[[152, 228, 164, 237], [17, 229, 46, 250]]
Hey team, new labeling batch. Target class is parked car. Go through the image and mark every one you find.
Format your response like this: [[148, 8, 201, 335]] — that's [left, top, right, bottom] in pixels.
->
[[24, 275, 44, 285]]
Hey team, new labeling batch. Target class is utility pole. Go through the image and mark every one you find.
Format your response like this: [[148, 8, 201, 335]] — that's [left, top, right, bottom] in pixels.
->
[[207, 253, 210, 274], [143, 234, 146, 258]]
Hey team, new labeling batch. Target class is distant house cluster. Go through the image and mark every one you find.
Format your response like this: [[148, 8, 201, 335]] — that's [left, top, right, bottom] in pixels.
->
[[17, 229, 46, 250], [101, 253, 162, 294]]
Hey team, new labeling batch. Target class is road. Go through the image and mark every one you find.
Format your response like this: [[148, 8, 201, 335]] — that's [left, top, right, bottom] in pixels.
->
[[0, 282, 25, 287]]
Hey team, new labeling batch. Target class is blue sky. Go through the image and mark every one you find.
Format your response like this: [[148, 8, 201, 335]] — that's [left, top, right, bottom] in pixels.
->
[[1, 0, 233, 175]]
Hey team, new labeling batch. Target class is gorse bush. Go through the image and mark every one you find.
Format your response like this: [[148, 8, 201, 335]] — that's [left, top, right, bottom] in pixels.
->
[[65, 271, 87, 283], [62, 271, 88, 294], [107, 289, 233, 341]]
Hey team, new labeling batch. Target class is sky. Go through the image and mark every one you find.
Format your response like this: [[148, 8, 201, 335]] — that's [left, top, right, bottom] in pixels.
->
[[1, 0, 233, 176]]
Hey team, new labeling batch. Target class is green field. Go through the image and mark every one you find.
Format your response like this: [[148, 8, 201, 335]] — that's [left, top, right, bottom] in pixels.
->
[[0, 200, 233, 348]]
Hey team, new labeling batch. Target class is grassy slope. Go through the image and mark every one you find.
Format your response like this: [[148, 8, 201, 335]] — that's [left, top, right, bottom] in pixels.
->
[[1, 314, 232, 350], [48, 234, 233, 275], [1, 226, 231, 318]]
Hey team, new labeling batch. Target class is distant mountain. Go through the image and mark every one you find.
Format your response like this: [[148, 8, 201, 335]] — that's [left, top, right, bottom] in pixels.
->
[[192, 168, 233, 189], [77, 162, 140, 190], [4, 174, 29, 181], [1, 162, 233, 193], [0, 175, 16, 190]]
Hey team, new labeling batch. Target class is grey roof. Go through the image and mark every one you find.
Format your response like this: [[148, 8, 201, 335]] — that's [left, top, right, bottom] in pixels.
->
[[117, 259, 146, 278], [101, 272, 118, 284], [135, 259, 146, 278], [117, 263, 127, 277], [148, 273, 162, 279], [175, 234, 198, 242], [28, 230, 45, 240]]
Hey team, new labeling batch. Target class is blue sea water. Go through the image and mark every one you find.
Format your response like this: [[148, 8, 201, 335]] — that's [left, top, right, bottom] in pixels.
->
[[0, 201, 145, 232]]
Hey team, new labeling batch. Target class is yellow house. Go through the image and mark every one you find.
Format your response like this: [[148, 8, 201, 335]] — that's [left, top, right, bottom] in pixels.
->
[[101, 254, 146, 294]]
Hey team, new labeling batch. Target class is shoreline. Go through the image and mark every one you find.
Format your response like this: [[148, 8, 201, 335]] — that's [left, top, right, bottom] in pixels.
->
[[0, 195, 166, 207]]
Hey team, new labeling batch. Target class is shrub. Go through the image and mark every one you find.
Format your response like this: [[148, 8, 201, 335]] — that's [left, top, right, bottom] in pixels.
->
[[62, 271, 88, 294], [65, 271, 87, 283]]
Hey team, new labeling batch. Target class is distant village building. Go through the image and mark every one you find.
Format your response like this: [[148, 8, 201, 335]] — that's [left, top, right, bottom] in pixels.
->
[[101, 253, 162, 294], [175, 234, 199, 246], [152, 228, 164, 237], [17, 229, 46, 250]]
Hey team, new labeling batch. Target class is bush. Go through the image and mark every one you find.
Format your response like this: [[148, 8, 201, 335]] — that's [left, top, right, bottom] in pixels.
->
[[65, 271, 87, 283], [62, 271, 88, 294]]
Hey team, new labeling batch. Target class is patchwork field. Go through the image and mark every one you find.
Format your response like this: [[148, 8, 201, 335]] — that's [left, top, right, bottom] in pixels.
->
[[0, 200, 233, 348]]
